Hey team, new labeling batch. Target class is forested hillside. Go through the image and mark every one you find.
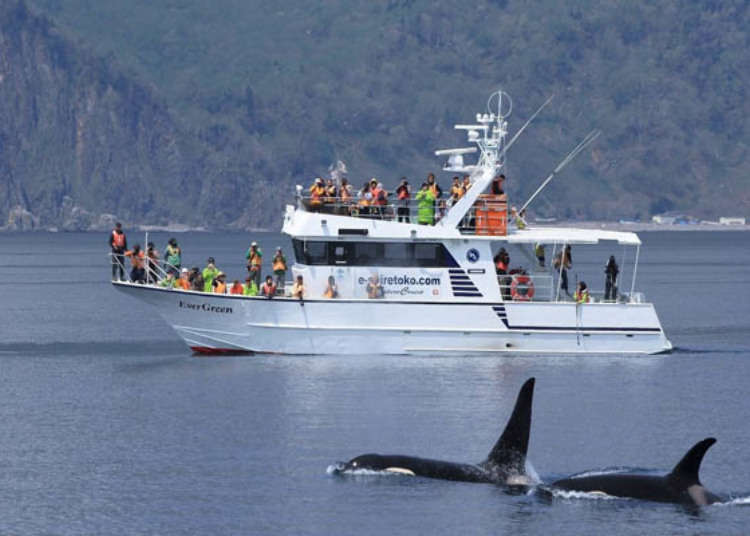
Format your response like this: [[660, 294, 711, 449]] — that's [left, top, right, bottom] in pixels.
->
[[2, 0, 748, 229]]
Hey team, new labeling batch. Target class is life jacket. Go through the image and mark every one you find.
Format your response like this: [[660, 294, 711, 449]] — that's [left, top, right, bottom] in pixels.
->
[[310, 184, 325, 205], [262, 282, 276, 296], [243, 282, 258, 296], [496, 259, 508, 272], [324, 286, 336, 298], [230, 282, 244, 295], [370, 186, 385, 206], [248, 248, 262, 268], [397, 187, 409, 200], [428, 183, 440, 198], [214, 281, 227, 294], [292, 283, 305, 298], [112, 230, 125, 249], [450, 185, 463, 199], [165, 244, 181, 265], [574, 289, 590, 304], [177, 278, 191, 290], [127, 250, 144, 269], [272, 255, 286, 272], [340, 185, 352, 201]]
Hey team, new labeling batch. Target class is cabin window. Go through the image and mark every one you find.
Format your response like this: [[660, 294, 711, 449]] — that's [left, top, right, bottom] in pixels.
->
[[291, 239, 457, 267]]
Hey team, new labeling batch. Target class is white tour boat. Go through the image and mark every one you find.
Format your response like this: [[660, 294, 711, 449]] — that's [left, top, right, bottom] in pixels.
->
[[113, 91, 672, 355]]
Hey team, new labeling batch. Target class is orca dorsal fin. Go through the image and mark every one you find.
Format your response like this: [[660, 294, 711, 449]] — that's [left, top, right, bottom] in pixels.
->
[[668, 437, 716, 486], [484, 378, 535, 473]]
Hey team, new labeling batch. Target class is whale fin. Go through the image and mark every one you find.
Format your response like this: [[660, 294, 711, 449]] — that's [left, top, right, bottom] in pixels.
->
[[668, 437, 716, 486], [483, 378, 535, 475]]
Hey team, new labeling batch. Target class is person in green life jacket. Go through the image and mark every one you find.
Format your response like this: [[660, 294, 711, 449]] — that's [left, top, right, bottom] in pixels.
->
[[243, 276, 258, 296], [159, 272, 177, 289], [164, 238, 182, 276], [416, 182, 436, 225], [202, 257, 220, 292]]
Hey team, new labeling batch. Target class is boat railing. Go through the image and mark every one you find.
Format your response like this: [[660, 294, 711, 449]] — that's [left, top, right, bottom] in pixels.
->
[[109, 252, 180, 283], [296, 195, 509, 235], [496, 273, 645, 304]]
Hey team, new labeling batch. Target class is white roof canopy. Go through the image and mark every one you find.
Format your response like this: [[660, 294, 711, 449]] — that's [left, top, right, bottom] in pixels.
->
[[506, 226, 641, 246]]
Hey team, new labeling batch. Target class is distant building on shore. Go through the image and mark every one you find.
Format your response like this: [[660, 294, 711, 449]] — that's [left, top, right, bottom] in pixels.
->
[[719, 217, 746, 226]]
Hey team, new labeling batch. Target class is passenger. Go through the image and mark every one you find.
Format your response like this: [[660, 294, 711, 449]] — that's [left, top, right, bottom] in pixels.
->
[[109, 222, 128, 281], [604, 255, 619, 301], [191, 271, 204, 292], [357, 181, 372, 216], [291, 275, 305, 300], [370, 178, 387, 218], [325, 178, 337, 204], [494, 248, 511, 300], [416, 182, 436, 225], [159, 272, 176, 288], [261, 275, 277, 298], [125, 245, 146, 283], [553, 245, 572, 297], [450, 176, 464, 204], [395, 177, 411, 223], [309, 177, 326, 211], [271, 247, 287, 290], [426, 173, 443, 201], [534, 243, 545, 268], [246, 241, 263, 288], [202, 257, 220, 292], [177, 268, 191, 290], [243, 276, 259, 296], [213, 272, 227, 294], [491, 174, 506, 198], [574, 281, 590, 304], [340, 178, 353, 214], [461, 174, 471, 193], [510, 206, 527, 229], [366, 274, 384, 299], [164, 238, 182, 276], [323, 275, 339, 298], [230, 280, 244, 295], [146, 242, 160, 284]]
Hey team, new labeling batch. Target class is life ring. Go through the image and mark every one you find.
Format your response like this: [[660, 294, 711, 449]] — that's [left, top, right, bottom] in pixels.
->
[[510, 275, 535, 301]]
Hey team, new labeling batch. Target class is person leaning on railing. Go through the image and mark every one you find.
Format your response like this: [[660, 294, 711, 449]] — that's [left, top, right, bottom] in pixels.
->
[[124, 244, 146, 283]]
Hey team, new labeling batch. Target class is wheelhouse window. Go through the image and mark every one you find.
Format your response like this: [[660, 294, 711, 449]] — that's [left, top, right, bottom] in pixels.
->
[[292, 239, 457, 267]]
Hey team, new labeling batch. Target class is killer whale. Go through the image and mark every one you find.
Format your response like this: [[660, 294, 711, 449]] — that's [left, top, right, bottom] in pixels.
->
[[552, 437, 722, 505], [332, 377, 535, 485]]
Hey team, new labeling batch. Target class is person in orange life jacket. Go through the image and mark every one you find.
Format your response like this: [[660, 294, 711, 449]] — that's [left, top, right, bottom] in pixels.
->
[[271, 247, 287, 290], [213, 272, 227, 294], [261, 275, 277, 299], [309, 177, 326, 211], [323, 275, 339, 298], [146, 242, 160, 284], [177, 268, 191, 290], [395, 177, 411, 223], [291, 275, 305, 301], [339, 178, 353, 211], [109, 222, 128, 281], [230, 280, 244, 295], [246, 241, 262, 287], [494, 247, 511, 300], [370, 178, 387, 218], [125, 244, 146, 283], [574, 281, 590, 304], [449, 176, 464, 205]]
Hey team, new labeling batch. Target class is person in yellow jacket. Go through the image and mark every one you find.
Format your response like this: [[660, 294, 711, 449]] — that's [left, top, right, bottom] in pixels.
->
[[243, 276, 258, 296], [202, 257, 220, 292], [271, 247, 287, 290], [574, 281, 590, 304], [309, 178, 326, 211]]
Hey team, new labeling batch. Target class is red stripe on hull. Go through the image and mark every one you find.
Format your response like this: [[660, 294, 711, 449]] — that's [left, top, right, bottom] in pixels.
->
[[190, 346, 253, 356]]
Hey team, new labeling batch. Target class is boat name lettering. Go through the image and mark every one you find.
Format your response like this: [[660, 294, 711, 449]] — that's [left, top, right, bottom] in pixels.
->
[[357, 275, 441, 286], [178, 300, 233, 314]]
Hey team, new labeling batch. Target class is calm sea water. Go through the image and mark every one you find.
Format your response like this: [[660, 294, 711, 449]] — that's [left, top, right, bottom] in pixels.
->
[[1, 230, 749, 535]]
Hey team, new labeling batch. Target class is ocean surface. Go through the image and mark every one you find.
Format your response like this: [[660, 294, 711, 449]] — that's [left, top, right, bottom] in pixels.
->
[[1, 230, 749, 535]]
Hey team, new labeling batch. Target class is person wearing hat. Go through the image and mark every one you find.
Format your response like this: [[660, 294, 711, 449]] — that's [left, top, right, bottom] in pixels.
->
[[202, 257, 220, 292], [177, 267, 191, 290], [213, 272, 227, 294], [164, 237, 182, 276], [309, 177, 326, 211], [271, 247, 287, 290], [245, 241, 263, 288]]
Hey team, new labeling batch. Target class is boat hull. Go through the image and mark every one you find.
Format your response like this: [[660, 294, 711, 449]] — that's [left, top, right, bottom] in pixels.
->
[[113, 282, 673, 355]]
